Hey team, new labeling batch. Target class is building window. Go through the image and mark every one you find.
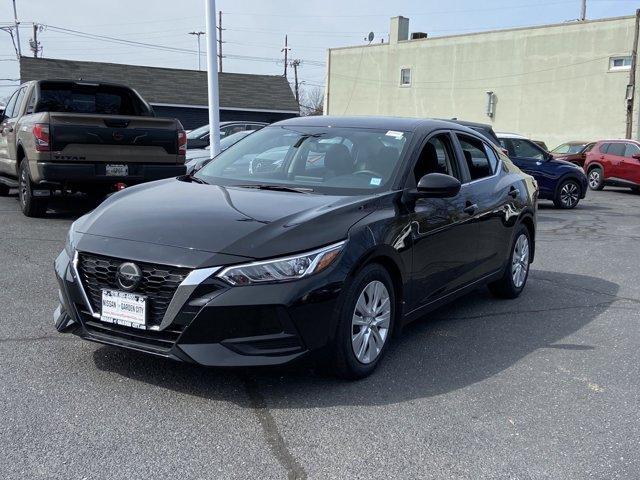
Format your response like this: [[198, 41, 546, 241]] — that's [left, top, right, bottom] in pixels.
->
[[400, 68, 411, 86], [609, 56, 632, 71]]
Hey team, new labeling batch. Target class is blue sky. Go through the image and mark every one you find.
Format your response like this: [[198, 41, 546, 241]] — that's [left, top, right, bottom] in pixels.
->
[[0, 0, 638, 100]]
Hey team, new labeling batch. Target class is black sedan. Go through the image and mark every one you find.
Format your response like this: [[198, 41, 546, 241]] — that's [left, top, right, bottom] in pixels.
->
[[54, 116, 537, 379]]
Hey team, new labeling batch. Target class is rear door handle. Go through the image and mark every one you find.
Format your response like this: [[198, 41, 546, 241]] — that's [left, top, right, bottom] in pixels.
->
[[463, 203, 478, 215], [508, 187, 520, 198]]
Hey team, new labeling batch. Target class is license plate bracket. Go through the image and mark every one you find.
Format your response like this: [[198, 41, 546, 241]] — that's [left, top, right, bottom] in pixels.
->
[[100, 289, 147, 329]]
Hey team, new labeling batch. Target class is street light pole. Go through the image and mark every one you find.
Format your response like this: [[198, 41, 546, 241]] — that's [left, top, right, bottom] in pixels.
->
[[189, 31, 205, 71], [205, 0, 221, 156]]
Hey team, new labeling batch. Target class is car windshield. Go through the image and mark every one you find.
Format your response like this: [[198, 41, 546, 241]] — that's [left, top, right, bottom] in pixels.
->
[[552, 143, 586, 154], [195, 126, 412, 195]]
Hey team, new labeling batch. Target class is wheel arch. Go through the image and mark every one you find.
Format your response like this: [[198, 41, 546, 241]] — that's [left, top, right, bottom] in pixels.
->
[[554, 172, 585, 197], [346, 245, 406, 321]]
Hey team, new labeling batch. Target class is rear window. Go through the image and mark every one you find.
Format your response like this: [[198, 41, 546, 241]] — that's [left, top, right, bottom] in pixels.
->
[[35, 82, 152, 116]]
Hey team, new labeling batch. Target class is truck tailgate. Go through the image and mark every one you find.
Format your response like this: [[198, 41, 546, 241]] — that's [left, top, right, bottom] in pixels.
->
[[48, 113, 181, 163]]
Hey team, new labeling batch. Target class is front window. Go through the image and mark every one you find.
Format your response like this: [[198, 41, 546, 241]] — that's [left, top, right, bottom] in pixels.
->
[[195, 126, 412, 195], [502, 138, 545, 160], [552, 143, 587, 154], [624, 143, 640, 158]]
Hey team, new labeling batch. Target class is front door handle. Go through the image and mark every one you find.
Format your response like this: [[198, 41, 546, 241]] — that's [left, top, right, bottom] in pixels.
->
[[463, 202, 478, 215]]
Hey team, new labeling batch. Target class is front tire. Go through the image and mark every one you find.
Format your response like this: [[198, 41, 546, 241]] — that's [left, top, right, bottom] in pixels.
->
[[18, 160, 48, 217], [554, 178, 581, 209], [331, 264, 395, 380], [489, 225, 531, 299], [588, 167, 604, 191]]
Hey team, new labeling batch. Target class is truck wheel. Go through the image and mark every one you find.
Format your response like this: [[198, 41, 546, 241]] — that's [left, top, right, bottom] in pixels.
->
[[0, 184, 9, 196], [18, 161, 48, 217]]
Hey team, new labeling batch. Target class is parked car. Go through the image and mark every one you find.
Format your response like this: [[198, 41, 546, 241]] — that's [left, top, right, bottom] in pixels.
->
[[550, 141, 596, 167], [186, 121, 267, 149], [584, 139, 640, 193], [54, 116, 537, 379], [497, 132, 588, 209], [185, 130, 255, 173], [0, 80, 186, 216]]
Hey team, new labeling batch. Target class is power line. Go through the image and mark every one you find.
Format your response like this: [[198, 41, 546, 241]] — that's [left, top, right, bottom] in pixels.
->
[[225, 0, 576, 17]]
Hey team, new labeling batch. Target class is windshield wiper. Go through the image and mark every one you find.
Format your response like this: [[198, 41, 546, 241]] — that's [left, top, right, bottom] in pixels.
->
[[185, 174, 209, 184], [233, 184, 314, 194]]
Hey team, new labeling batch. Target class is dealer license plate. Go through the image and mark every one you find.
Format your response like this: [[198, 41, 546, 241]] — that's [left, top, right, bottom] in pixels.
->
[[101, 289, 147, 329], [106, 164, 128, 176]]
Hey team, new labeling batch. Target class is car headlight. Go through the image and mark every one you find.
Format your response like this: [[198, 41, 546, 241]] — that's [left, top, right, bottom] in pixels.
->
[[218, 241, 346, 285]]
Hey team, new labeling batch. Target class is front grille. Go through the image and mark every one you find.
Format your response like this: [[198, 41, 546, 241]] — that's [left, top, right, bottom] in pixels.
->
[[77, 253, 190, 328]]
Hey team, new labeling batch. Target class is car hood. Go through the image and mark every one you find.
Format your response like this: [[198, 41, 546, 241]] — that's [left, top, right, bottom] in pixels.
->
[[75, 178, 378, 260], [549, 157, 583, 169]]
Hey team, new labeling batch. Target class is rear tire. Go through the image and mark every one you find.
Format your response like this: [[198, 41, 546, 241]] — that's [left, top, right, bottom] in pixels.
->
[[587, 167, 604, 191], [488, 224, 531, 299], [18, 160, 48, 217], [330, 264, 395, 380], [553, 178, 581, 209]]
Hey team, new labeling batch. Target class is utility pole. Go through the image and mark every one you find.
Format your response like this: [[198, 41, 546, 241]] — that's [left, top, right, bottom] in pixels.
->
[[290, 59, 301, 108], [30, 23, 42, 58], [217, 10, 223, 72], [579, 0, 586, 21], [12, 0, 21, 58], [281, 35, 290, 77], [626, 8, 640, 139], [205, 0, 221, 156], [189, 31, 205, 70]]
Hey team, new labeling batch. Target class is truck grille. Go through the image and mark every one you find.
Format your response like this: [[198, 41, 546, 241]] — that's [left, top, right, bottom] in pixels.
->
[[77, 253, 190, 328]]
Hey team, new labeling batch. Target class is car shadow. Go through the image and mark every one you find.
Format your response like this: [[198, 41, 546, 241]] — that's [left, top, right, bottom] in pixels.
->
[[92, 270, 618, 409], [3, 189, 96, 219]]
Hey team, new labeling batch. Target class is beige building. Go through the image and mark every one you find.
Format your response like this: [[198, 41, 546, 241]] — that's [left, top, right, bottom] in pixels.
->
[[325, 15, 639, 149]]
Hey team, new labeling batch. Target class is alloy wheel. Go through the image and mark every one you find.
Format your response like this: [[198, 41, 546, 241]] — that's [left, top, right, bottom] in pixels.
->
[[351, 280, 391, 364], [511, 234, 529, 288], [560, 181, 579, 208], [588, 170, 601, 189]]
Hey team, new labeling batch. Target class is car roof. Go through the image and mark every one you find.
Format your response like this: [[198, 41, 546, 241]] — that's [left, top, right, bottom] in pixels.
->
[[272, 115, 479, 133], [596, 139, 640, 143]]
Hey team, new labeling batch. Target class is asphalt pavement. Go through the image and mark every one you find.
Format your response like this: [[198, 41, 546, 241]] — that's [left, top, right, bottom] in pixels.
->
[[1, 189, 639, 479]]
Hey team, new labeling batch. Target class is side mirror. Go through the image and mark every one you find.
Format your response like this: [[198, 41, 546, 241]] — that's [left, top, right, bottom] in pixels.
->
[[632, 153, 640, 160], [414, 173, 461, 198]]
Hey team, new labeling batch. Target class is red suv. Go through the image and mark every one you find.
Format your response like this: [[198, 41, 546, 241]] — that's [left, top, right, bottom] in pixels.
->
[[584, 140, 640, 193]]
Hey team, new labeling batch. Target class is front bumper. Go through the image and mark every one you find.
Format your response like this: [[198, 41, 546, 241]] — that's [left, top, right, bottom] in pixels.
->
[[54, 248, 344, 367], [34, 162, 186, 185]]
